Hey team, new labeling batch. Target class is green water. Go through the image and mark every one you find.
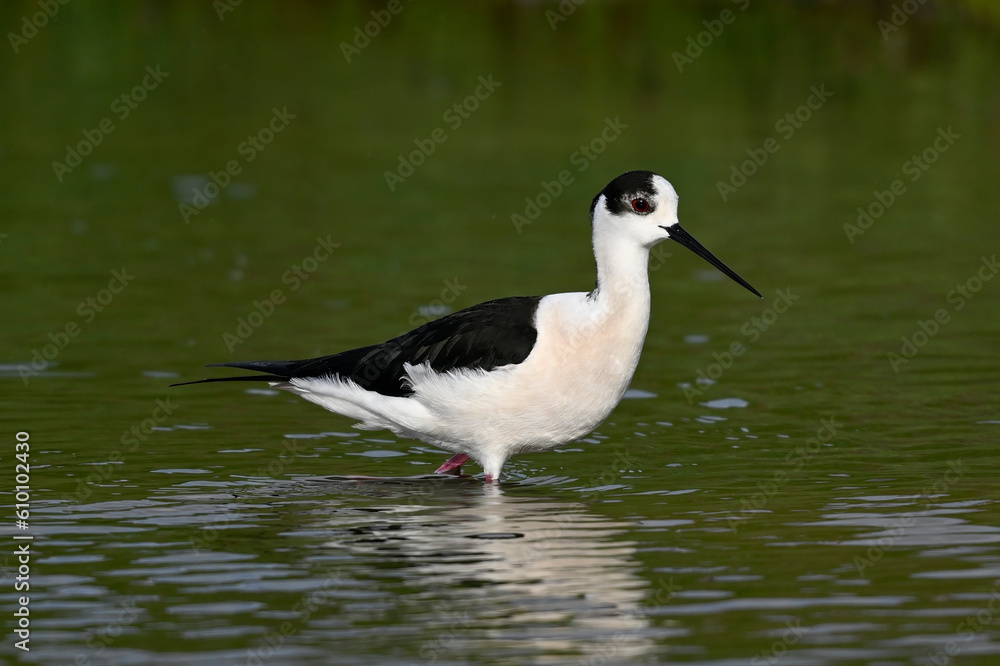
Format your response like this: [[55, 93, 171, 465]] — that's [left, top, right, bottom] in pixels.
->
[[3, 1, 1000, 664]]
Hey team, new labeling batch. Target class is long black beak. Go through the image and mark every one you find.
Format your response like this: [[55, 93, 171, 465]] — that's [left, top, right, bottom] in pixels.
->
[[661, 224, 762, 298]]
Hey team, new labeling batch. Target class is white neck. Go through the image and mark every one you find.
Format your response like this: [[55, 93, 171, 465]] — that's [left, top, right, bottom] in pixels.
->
[[561, 225, 653, 406], [590, 226, 652, 314]]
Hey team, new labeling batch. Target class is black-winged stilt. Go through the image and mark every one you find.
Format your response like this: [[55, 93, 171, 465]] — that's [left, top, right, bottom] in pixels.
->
[[174, 171, 760, 482]]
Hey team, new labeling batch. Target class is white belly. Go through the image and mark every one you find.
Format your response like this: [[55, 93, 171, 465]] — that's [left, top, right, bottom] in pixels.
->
[[283, 288, 652, 478], [404, 290, 650, 455]]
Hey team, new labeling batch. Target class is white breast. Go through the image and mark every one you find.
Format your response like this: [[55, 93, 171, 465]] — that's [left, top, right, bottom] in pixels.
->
[[400, 286, 651, 464], [519, 288, 651, 437]]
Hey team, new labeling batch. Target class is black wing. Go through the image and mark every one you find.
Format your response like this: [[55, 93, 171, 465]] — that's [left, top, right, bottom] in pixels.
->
[[172, 296, 542, 397]]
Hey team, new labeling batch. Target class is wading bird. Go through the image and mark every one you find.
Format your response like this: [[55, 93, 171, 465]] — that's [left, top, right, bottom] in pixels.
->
[[174, 171, 760, 482]]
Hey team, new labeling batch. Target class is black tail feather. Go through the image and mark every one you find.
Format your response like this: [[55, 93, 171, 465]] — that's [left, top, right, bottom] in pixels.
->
[[169, 374, 290, 388], [207, 360, 303, 373], [170, 360, 305, 387]]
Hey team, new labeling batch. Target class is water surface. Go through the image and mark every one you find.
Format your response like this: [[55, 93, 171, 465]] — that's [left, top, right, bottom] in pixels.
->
[[2, 1, 1000, 664]]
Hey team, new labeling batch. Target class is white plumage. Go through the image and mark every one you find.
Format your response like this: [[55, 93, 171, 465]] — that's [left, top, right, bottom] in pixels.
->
[[177, 172, 760, 482]]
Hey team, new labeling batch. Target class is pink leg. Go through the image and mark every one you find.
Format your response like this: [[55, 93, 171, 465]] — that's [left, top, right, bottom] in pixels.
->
[[485, 473, 496, 483], [435, 453, 470, 475]]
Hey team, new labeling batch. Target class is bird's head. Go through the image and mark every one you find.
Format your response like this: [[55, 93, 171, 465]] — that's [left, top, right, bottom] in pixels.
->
[[590, 170, 761, 298]]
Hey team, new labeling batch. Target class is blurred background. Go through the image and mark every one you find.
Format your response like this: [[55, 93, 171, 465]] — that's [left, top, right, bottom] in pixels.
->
[[2, 1, 1000, 664]]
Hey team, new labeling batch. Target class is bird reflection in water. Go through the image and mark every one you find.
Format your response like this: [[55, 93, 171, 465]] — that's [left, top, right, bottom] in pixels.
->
[[309, 479, 679, 663]]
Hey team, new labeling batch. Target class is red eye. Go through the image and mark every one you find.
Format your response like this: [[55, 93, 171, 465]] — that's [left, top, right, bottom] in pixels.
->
[[631, 198, 649, 213]]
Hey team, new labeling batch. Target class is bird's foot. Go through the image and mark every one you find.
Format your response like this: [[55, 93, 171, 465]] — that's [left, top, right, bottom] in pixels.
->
[[435, 453, 470, 476]]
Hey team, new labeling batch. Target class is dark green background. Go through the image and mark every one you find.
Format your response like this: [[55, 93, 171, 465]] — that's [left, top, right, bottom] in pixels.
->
[[2, 1, 999, 664]]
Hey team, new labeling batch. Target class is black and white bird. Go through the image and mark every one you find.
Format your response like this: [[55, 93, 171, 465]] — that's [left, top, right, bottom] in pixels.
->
[[174, 171, 760, 482]]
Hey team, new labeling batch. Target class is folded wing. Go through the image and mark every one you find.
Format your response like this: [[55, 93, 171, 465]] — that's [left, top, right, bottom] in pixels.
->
[[172, 296, 541, 397]]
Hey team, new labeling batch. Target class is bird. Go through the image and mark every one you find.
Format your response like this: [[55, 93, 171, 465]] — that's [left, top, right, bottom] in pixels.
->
[[173, 171, 761, 482]]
